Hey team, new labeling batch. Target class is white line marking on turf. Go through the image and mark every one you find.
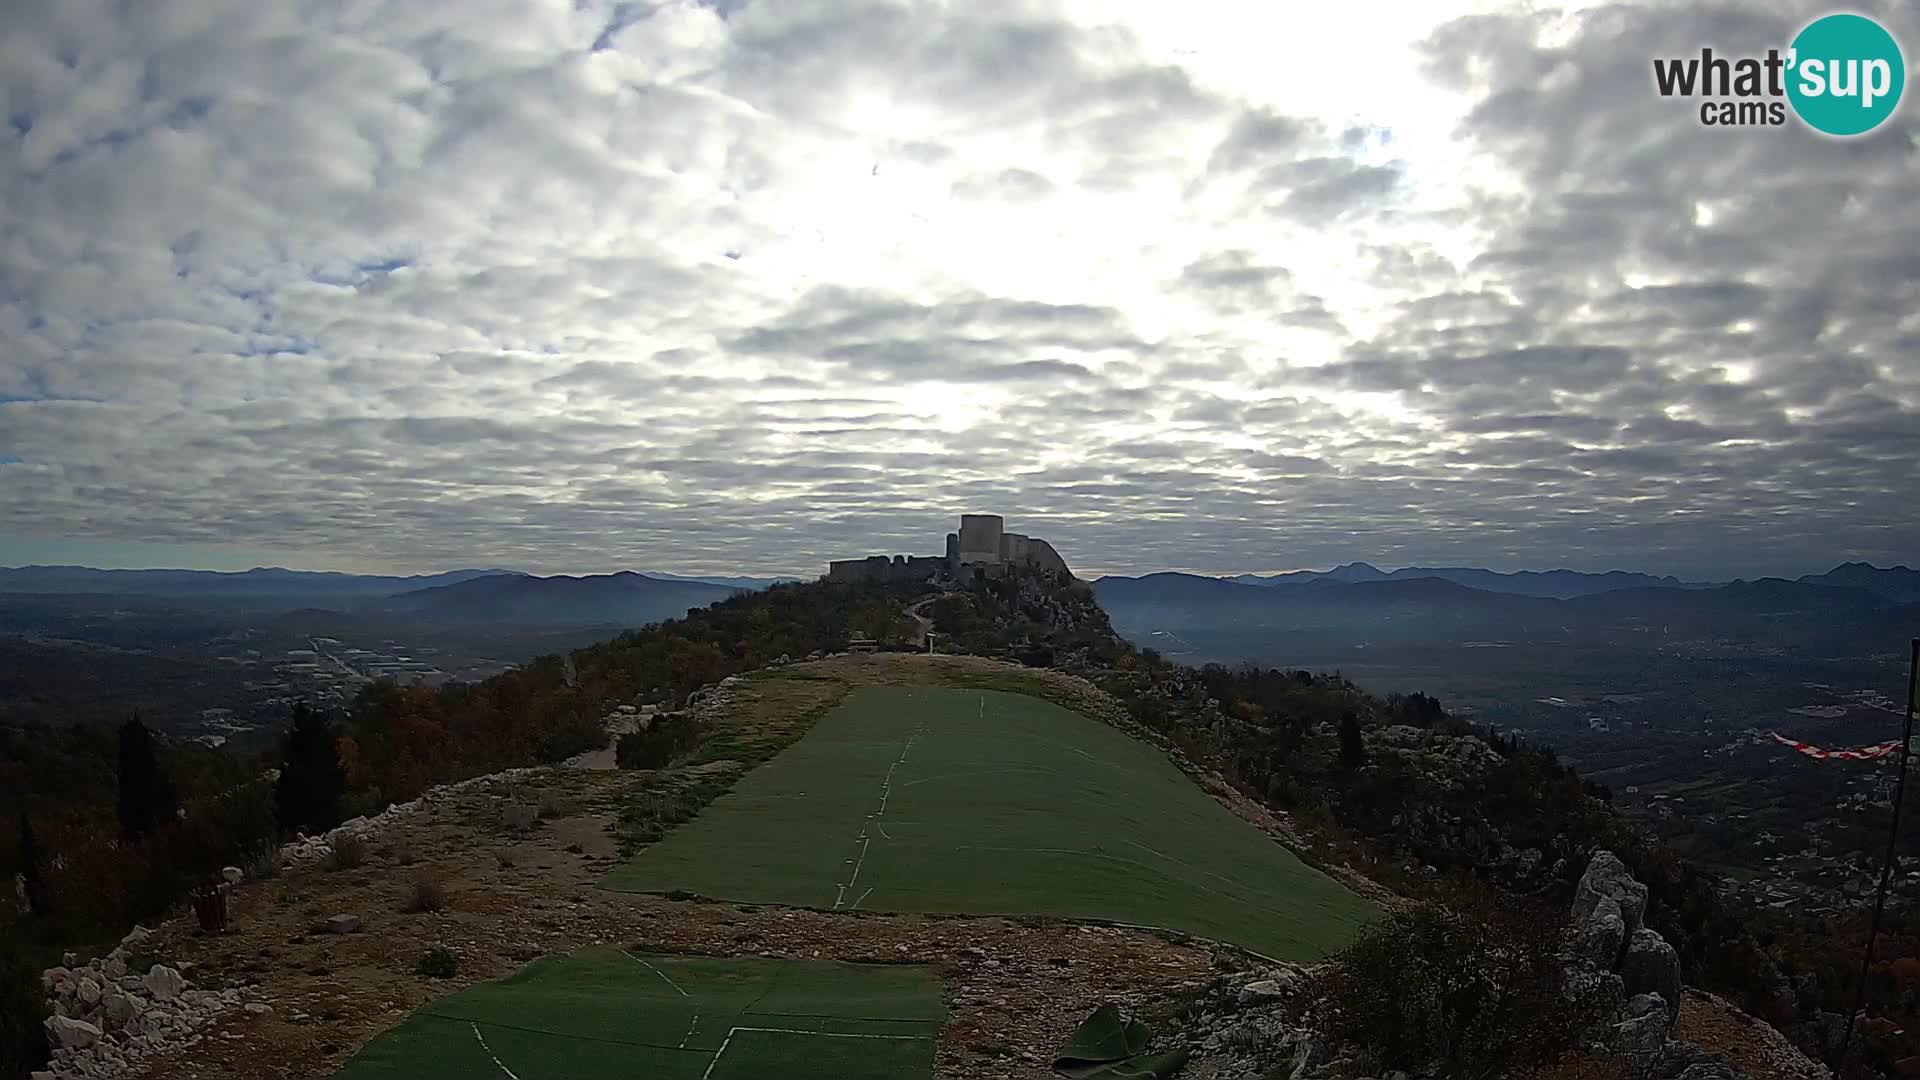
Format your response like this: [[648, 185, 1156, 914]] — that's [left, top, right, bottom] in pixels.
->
[[470, 1022, 522, 1080], [841, 835, 873, 901], [705, 1022, 929, 1074], [622, 951, 691, 997], [678, 1013, 701, 1049], [852, 886, 874, 909], [834, 713, 925, 909], [732, 1026, 922, 1039]]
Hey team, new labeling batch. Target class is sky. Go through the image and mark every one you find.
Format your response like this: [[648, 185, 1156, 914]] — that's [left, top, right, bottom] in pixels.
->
[[1, 0, 1916, 580]]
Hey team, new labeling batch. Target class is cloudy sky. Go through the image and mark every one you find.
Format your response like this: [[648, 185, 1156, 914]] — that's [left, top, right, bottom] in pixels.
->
[[2, 0, 1916, 580]]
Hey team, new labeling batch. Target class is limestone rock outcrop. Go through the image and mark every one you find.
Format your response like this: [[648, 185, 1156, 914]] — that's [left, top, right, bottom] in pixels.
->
[[1574, 850, 1648, 937], [39, 923, 261, 1078], [1621, 928, 1683, 1029]]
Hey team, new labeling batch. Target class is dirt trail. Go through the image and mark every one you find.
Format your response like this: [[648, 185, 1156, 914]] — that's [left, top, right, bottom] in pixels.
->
[[907, 594, 944, 646]]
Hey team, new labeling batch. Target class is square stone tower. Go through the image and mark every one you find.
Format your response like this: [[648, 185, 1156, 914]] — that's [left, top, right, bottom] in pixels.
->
[[957, 514, 1005, 565]]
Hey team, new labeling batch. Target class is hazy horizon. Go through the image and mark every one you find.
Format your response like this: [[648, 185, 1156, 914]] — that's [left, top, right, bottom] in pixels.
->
[[0, 541, 1906, 586]]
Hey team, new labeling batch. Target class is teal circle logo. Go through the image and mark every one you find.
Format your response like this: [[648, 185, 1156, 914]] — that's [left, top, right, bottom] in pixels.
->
[[1787, 13, 1905, 136]]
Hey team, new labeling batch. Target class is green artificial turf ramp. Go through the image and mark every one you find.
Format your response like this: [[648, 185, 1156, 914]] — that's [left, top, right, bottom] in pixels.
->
[[331, 950, 943, 1080], [603, 686, 1374, 960]]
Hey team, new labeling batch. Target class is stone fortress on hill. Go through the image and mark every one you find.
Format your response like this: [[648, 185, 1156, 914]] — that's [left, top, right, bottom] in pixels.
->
[[826, 513, 1072, 584]]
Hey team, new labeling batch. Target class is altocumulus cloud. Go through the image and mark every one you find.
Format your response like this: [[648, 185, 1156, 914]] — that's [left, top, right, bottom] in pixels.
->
[[0, 0, 1915, 578]]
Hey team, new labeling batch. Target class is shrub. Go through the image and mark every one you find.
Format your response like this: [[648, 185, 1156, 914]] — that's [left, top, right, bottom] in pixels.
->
[[536, 792, 566, 820], [616, 714, 703, 770], [615, 778, 728, 854], [242, 844, 281, 880], [496, 849, 516, 870], [404, 877, 448, 914], [417, 945, 459, 979], [325, 834, 367, 871], [392, 844, 418, 867], [0, 944, 50, 1078], [1311, 902, 1611, 1080], [501, 803, 536, 833]]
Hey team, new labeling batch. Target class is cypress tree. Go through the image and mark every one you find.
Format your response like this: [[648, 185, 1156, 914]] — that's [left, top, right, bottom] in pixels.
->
[[16, 813, 41, 916], [117, 715, 176, 841], [274, 702, 345, 836], [1338, 710, 1367, 769]]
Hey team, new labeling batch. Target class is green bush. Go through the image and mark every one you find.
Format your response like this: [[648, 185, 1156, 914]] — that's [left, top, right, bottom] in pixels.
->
[[416, 944, 459, 979], [615, 715, 703, 770], [615, 777, 730, 855], [1311, 903, 1611, 1079], [0, 943, 50, 1078]]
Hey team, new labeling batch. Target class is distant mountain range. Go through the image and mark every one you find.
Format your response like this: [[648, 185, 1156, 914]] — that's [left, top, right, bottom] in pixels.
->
[[372, 571, 742, 626], [0, 565, 797, 601], [1222, 561, 1920, 603], [1796, 562, 1920, 603], [1227, 562, 1704, 598], [1094, 563, 1920, 655], [638, 571, 803, 590], [0, 565, 515, 599]]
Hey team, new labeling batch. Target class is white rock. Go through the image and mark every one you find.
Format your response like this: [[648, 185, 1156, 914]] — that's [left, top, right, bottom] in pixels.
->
[[143, 965, 186, 1002], [77, 977, 102, 1005], [221, 865, 244, 884], [1235, 977, 1294, 1005], [45, 1014, 102, 1049], [101, 993, 143, 1028]]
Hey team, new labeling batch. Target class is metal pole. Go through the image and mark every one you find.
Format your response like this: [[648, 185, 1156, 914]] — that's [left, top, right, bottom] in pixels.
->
[[1836, 638, 1920, 1072]]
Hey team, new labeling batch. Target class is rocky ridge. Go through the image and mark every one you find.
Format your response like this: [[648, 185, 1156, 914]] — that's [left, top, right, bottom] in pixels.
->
[[1171, 849, 1828, 1080]]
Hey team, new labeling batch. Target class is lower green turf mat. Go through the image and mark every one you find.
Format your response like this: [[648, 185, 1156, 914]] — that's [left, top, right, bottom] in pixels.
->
[[332, 949, 943, 1079]]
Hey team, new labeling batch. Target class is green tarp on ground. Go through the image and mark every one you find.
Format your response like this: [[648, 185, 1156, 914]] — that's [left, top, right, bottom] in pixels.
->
[[333, 949, 945, 1080], [1054, 1003, 1188, 1080], [604, 686, 1374, 962]]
